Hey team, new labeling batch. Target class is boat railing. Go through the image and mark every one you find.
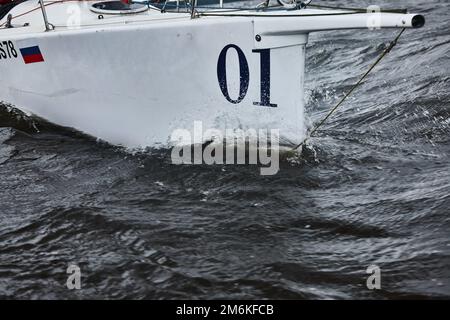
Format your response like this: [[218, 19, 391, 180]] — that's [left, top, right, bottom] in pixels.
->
[[31, 0, 274, 30], [38, 0, 51, 31]]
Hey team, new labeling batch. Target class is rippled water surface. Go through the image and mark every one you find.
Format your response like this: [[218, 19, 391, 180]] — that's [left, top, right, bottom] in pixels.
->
[[1, 0, 449, 299]]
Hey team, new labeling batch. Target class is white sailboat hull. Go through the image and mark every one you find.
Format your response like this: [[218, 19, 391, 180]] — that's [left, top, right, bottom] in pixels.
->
[[1, 18, 306, 147], [0, 1, 424, 148]]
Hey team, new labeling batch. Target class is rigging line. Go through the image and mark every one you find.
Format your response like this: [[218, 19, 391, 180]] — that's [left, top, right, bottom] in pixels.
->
[[292, 27, 407, 151], [167, 6, 285, 13], [303, 0, 314, 9], [154, 0, 300, 12], [198, 11, 363, 17]]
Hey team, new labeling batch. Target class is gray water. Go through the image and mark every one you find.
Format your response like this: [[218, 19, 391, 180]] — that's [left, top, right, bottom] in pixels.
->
[[0, 0, 449, 299]]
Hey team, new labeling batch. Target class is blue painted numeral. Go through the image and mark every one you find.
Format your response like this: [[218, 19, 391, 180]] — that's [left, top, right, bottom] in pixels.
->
[[253, 49, 277, 108], [217, 45, 277, 108], [217, 44, 250, 104]]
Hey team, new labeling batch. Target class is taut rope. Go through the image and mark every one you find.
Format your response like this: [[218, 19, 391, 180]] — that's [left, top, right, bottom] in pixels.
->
[[292, 27, 407, 151]]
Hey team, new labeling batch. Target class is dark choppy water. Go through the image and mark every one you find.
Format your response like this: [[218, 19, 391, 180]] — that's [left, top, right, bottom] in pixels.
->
[[1, 0, 449, 299]]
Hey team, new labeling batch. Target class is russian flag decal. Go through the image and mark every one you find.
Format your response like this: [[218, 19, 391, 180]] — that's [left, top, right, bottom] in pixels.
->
[[19, 46, 44, 64]]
